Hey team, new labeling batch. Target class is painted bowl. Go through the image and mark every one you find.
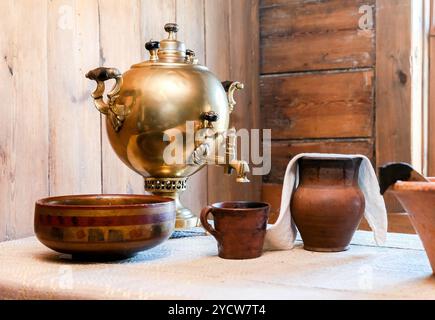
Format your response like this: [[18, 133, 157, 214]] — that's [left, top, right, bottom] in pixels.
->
[[34, 194, 175, 259]]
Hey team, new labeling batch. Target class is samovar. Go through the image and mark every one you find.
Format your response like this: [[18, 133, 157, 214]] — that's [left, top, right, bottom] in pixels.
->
[[86, 23, 250, 229]]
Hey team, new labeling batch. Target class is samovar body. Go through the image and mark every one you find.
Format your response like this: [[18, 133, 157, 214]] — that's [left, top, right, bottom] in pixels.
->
[[86, 23, 249, 229]]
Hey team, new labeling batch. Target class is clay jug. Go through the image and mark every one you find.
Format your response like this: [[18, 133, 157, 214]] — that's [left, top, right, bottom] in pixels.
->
[[291, 156, 365, 252]]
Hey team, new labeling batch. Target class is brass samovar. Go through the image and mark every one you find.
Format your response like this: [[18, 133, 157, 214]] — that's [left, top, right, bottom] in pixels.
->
[[86, 23, 250, 229]]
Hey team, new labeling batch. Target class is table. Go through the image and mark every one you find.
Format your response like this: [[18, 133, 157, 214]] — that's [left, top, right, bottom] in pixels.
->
[[0, 231, 434, 299]]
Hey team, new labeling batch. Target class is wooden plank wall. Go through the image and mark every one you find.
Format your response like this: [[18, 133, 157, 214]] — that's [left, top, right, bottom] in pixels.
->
[[375, 0, 425, 223], [207, 0, 262, 204], [260, 0, 376, 218], [260, 0, 422, 234], [99, 0, 144, 195], [0, 0, 261, 241], [0, 0, 49, 239], [375, 0, 412, 213]]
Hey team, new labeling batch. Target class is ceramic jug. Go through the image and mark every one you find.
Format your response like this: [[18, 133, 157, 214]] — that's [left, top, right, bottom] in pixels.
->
[[291, 156, 365, 252]]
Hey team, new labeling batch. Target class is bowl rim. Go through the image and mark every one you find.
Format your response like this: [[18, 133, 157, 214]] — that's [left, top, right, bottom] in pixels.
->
[[35, 194, 175, 209], [392, 179, 435, 192]]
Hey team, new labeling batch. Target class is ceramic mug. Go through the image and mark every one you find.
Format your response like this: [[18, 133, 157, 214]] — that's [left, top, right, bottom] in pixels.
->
[[200, 201, 270, 259]]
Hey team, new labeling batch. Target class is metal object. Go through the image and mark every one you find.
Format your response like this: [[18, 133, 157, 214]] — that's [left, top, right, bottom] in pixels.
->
[[86, 23, 250, 229], [34, 194, 176, 260], [222, 81, 244, 114], [85, 67, 128, 132]]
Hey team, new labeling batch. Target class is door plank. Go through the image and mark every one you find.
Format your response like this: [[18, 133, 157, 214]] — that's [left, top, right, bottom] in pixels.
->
[[140, 0, 176, 60], [228, 0, 262, 201], [98, 0, 144, 194], [205, 0, 232, 204], [47, 0, 101, 195], [176, 0, 208, 216], [0, 0, 49, 240]]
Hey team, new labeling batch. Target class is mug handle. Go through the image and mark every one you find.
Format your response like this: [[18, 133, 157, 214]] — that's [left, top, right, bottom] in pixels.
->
[[200, 206, 220, 239]]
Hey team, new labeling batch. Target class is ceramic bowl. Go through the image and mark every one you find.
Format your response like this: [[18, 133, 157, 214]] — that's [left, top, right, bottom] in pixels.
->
[[390, 179, 435, 273], [34, 194, 175, 259]]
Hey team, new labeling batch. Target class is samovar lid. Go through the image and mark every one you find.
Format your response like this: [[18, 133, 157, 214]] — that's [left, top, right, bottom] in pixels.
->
[[144, 23, 192, 63]]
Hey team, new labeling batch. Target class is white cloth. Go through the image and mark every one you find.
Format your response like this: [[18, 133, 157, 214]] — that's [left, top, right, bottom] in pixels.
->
[[264, 153, 388, 251], [0, 233, 432, 300]]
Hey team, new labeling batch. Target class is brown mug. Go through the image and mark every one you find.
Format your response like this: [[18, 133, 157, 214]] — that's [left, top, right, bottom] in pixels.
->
[[200, 201, 270, 259]]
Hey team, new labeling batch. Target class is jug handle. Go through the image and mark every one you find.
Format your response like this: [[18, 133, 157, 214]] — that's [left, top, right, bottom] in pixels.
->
[[86, 67, 128, 132], [221, 81, 244, 114]]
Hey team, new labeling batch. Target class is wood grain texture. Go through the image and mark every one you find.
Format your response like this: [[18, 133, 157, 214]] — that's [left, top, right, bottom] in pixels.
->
[[0, 0, 49, 240], [247, 0, 263, 201], [261, 183, 281, 224], [47, 0, 102, 195], [176, 0, 208, 216], [260, 0, 375, 73], [204, 0, 230, 79], [260, 70, 374, 139], [375, 0, 412, 167], [205, 0, 231, 203], [98, 0, 144, 194], [375, 0, 412, 213], [0, 0, 261, 241], [409, 0, 425, 173], [359, 213, 416, 234], [207, 0, 262, 204], [265, 139, 374, 184], [230, 0, 262, 202], [140, 0, 176, 60], [176, 0, 205, 62]]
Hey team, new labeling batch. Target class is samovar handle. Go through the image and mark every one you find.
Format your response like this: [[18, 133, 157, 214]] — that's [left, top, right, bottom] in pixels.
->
[[221, 81, 244, 114], [86, 67, 128, 132]]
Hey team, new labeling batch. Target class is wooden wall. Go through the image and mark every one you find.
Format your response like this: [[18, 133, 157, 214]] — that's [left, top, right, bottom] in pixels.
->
[[0, 0, 261, 241], [260, 0, 376, 218], [375, 0, 425, 215], [260, 0, 424, 234]]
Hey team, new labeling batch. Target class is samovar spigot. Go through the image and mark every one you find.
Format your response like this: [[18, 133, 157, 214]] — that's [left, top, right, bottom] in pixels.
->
[[223, 127, 250, 183], [232, 160, 250, 183], [191, 80, 251, 182], [221, 80, 250, 182], [225, 158, 250, 183], [190, 134, 250, 183]]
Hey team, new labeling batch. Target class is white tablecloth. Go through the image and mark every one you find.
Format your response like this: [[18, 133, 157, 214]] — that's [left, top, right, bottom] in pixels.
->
[[0, 231, 434, 299]]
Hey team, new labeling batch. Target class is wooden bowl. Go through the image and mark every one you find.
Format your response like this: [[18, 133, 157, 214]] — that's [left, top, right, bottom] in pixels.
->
[[34, 194, 175, 259]]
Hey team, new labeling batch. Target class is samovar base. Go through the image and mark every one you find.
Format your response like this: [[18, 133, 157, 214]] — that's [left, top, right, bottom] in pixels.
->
[[144, 177, 199, 230]]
